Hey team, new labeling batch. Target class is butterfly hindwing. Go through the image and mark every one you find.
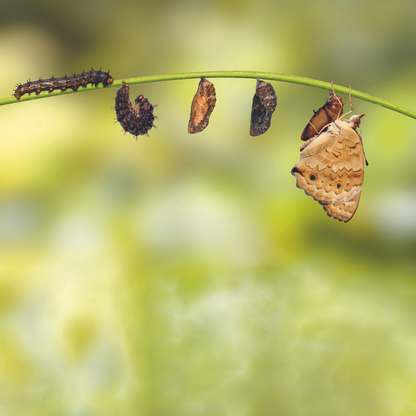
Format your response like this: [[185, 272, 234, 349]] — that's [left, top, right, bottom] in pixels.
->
[[292, 115, 365, 222]]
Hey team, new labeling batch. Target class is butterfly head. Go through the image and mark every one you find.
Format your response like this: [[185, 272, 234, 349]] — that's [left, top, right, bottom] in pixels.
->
[[350, 114, 364, 129]]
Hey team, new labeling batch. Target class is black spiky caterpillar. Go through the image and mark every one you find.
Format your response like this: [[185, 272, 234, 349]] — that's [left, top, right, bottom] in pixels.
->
[[114, 83, 157, 138], [14, 69, 114, 100]]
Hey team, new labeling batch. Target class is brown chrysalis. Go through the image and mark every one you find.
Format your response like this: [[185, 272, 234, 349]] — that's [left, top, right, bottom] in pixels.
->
[[250, 79, 277, 136], [300, 90, 343, 141], [114, 83, 156, 138], [14, 69, 114, 100], [188, 77, 216, 134]]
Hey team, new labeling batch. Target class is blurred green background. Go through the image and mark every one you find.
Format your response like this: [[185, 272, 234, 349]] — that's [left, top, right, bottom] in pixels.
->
[[1, 0, 416, 415]]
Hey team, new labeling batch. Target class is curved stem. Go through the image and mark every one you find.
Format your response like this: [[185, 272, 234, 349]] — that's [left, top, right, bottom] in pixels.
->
[[1, 71, 415, 120]]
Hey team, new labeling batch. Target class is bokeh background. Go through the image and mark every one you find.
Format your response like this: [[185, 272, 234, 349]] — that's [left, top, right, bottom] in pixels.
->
[[1, 0, 416, 415]]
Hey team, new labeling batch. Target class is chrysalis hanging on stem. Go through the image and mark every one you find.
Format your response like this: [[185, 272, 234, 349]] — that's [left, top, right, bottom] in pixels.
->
[[188, 77, 216, 134], [300, 89, 343, 141], [249, 79, 277, 136]]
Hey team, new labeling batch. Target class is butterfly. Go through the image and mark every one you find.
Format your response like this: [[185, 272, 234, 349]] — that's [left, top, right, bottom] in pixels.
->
[[291, 89, 368, 222]]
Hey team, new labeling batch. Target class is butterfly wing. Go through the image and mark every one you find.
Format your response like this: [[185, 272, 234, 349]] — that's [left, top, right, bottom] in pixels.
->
[[291, 119, 365, 222], [321, 192, 361, 223]]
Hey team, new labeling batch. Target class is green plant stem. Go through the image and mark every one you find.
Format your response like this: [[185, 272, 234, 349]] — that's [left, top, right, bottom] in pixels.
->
[[1, 71, 415, 119]]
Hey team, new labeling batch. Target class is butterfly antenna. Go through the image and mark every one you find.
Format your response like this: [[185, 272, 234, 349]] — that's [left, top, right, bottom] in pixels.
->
[[339, 85, 354, 120], [352, 115, 369, 166], [362, 140, 369, 166], [359, 125, 369, 166]]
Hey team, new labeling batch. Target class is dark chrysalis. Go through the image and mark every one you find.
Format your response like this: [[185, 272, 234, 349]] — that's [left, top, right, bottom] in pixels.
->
[[300, 91, 343, 141], [188, 77, 217, 134], [114, 83, 156, 138], [250, 79, 277, 136], [14, 69, 114, 100]]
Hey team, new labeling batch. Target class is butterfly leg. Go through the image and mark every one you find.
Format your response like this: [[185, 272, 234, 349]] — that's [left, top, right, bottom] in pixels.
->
[[300, 135, 318, 151], [307, 118, 319, 135], [339, 86, 356, 121]]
